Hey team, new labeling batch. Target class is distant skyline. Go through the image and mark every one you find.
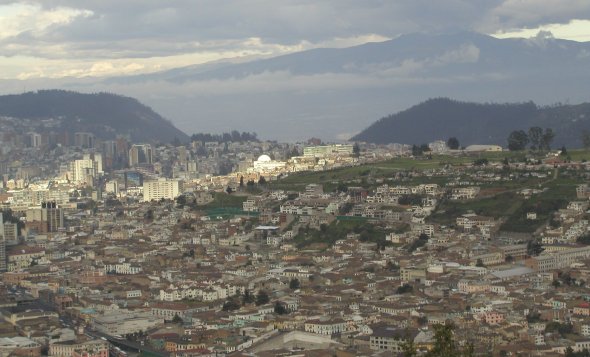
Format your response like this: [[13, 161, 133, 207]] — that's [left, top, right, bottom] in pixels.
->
[[0, 0, 589, 80]]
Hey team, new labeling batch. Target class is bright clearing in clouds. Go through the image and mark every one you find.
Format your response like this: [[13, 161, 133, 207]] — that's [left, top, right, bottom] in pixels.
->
[[493, 19, 590, 41]]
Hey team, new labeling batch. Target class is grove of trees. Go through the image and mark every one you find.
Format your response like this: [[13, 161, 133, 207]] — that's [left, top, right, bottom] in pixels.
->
[[507, 126, 554, 151]]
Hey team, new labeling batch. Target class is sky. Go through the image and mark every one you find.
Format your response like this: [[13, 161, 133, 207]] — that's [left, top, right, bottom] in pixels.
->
[[0, 0, 589, 80]]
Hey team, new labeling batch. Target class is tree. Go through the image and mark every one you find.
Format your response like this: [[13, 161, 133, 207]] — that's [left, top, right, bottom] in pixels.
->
[[226, 186, 233, 194], [255, 290, 270, 305], [475, 258, 485, 267], [528, 126, 543, 151], [274, 301, 288, 315], [411, 144, 422, 156], [527, 240, 544, 256], [239, 176, 244, 188], [258, 176, 267, 185], [507, 130, 529, 151], [172, 314, 183, 323], [144, 209, 154, 221], [289, 147, 300, 158], [289, 278, 301, 290], [427, 324, 457, 357], [560, 146, 568, 156], [352, 142, 360, 158], [407, 233, 429, 252], [400, 336, 418, 357], [540, 128, 555, 151], [582, 130, 590, 150], [396, 283, 413, 294], [242, 290, 255, 305], [222, 298, 240, 311], [473, 158, 489, 166], [447, 137, 460, 150], [176, 195, 187, 207]]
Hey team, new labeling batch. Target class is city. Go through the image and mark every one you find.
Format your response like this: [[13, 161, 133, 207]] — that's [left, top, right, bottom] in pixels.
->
[[1, 129, 590, 356]]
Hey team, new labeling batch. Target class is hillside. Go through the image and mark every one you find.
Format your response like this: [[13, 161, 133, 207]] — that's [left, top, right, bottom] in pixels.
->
[[351, 98, 590, 148], [0, 90, 189, 143]]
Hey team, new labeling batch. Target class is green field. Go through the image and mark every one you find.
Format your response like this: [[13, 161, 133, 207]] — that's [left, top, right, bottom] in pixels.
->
[[565, 149, 590, 161], [200, 192, 248, 209], [294, 220, 391, 248], [429, 173, 583, 232], [270, 152, 519, 191]]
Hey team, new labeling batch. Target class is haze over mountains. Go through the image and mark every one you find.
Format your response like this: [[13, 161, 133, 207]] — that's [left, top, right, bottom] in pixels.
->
[[4, 31, 590, 142]]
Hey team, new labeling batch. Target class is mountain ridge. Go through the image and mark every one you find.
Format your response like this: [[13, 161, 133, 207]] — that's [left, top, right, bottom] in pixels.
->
[[0, 90, 189, 143], [351, 98, 590, 148]]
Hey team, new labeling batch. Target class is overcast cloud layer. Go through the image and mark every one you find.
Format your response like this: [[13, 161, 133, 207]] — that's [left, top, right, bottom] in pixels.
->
[[1, 0, 590, 79]]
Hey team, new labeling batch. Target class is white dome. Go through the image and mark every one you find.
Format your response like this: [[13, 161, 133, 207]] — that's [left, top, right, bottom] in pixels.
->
[[257, 154, 272, 162]]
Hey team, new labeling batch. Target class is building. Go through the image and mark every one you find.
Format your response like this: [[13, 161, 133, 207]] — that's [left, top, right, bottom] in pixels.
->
[[70, 159, 96, 185], [143, 178, 183, 202], [129, 144, 153, 166], [26, 202, 64, 233], [370, 326, 419, 352], [84, 153, 103, 175], [464, 145, 503, 152], [0, 215, 5, 272], [92, 310, 163, 335], [0, 336, 42, 357], [303, 144, 353, 158], [105, 180, 119, 195], [251, 155, 286, 174], [74, 132, 95, 148], [49, 340, 109, 357]]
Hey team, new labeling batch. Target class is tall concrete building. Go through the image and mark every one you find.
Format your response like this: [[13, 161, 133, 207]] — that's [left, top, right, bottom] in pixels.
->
[[70, 159, 96, 185], [2, 220, 18, 246], [143, 178, 183, 202], [74, 132, 96, 148], [129, 144, 153, 167], [83, 153, 103, 175], [0, 215, 6, 272], [25, 202, 64, 234]]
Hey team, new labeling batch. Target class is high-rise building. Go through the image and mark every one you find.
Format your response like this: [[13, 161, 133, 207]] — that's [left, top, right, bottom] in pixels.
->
[[177, 146, 188, 164], [74, 132, 96, 148], [105, 180, 119, 195], [25, 202, 64, 234], [28, 132, 42, 148], [143, 178, 183, 202], [83, 153, 103, 175], [0, 215, 6, 272], [3, 221, 18, 246], [70, 159, 96, 184], [129, 144, 153, 167]]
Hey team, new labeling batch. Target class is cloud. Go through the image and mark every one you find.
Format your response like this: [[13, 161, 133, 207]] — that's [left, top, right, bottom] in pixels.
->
[[434, 44, 480, 65], [0, 0, 587, 79], [481, 0, 590, 32], [0, 2, 92, 39]]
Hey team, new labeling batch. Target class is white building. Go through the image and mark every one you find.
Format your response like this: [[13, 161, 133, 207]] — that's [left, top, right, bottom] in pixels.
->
[[93, 310, 162, 335], [251, 155, 286, 174], [70, 159, 96, 184], [143, 178, 183, 202]]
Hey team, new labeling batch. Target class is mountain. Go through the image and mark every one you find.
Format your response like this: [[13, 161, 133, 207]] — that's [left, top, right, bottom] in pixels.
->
[[351, 98, 590, 148], [7, 31, 590, 141], [0, 90, 189, 143]]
